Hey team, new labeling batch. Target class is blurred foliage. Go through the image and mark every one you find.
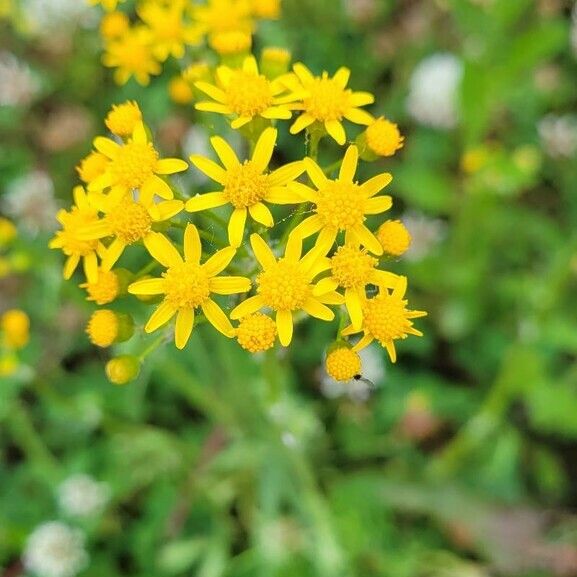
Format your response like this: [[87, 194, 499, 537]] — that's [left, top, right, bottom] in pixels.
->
[[2, 0, 577, 576]]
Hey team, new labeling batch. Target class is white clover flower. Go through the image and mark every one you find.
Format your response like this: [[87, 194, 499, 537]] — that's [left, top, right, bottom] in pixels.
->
[[0, 51, 40, 107], [538, 114, 577, 159], [2, 170, 59, 235], [407, 53, 463, 129], [320, 345, 386, 403], [402, 210, 447, 262], [23, 522, 88, 577], [57, 474, 110, 518]]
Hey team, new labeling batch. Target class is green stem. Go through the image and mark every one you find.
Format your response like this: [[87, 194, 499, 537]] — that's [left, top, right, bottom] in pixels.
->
[[138, 333, 169, 362]]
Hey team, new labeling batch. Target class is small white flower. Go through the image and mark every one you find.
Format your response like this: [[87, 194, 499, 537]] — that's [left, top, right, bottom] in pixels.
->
[[538, 114, 577, 159], [407, 53, 463, 129], [57, 474, 110, 518], [402, 210, 447, 262], [2, 170, 59, 235], [0, 51, 40, 107], [23, 521, 88, 577]]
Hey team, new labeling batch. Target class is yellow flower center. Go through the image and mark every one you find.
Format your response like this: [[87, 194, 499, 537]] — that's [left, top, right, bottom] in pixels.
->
[[325, 347, 361, 381], [109, 140, 159, 189], [77, 151, 109, 184], [86, 309, 118, 348], [82, 269, 119, 305], [377, 220, 411, 257], [56, 208, 100, 257], [163, 262, 210, 309], [107, 199, 152, 244], [224, 161, 270, 208], [236, 312, 277, 352], [315, 180, 366, 230], [225, 70, 274, 118], [330, 245, 377, 288], [105, 101, 142, 136], [257, 259, 310, 311], [304, 75, 351, 122], [363, 292, 413, 345], [365, 118, 404, 157]]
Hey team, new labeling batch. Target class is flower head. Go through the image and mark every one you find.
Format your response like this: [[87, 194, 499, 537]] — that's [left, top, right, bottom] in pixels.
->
[[80, 268, 119, 305], [192, 0, 253, 38], [104, 100, 142, 136], [57, 474, 110, 518], [325, 346, 361, 382], [86, 309, 119, 347], [100, 10, 130, 39], [250, 0, 280, 19], [235, 312, 277, 352], [343, 276, 426, 362], [76, 151, 109, 185], [1, 309, 30, 349], [377, 219, 411, 257], [89, 121, 188, 203], [195, 56, 300, 129], [364, 117, 404, 157], [128, 224, 251, 349], [187, 127, 305, 247], [209, 30, 252, 55], [289, 145, 392, 254], [286, 63, 374, 144], [230, 234, 342, 346]]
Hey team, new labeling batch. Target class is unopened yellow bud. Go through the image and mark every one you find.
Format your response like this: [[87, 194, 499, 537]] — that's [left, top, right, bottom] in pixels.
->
[[105, 355, 140, 385], [1, 309, 30, 349]]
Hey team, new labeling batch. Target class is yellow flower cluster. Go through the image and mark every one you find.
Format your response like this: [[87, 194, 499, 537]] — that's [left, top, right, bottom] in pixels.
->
[[58, 4, 425, 385], [0, 309, 30, 377]]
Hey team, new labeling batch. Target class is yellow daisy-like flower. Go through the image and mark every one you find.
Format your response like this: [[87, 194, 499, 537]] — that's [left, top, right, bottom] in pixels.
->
[[235, 312, 277, 352], [191, 0, 253, 38], [49, 187, 104, 283], [287, 63, 374, 145], [208, 30, 252, 56], [128, 224, 251, 349], [289, 145, 393, 255], [80, 268, 119, 305], [89, 121, 189, 203], [313, 243, 400, 329], [364, 117, 404, 157], [100, 11, 130, 39], [137, 0, 201, 62], [78, 195, 184, 271], [325, 346, 361, 382], [195, 56, 301, 129], [76, 151, 109, 185], [102, 26, 161, 86], [105, 101, 142, 137], [343, 277, 427, 363], [89, 0, 125, 11], [230, 234, 343, 346], [186, 127, 305, 247]]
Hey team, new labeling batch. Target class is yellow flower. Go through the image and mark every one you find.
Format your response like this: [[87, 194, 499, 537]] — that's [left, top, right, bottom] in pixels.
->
[[99, 10, 129, 39], [186, 127, 305, 247], [102, 26, 161, 86], [80, 268, 120, 305], [182, 61, 211, 84], [287, 63, 374, 145], [137, 0, 201, 62], [343, 277, 426, 363], [325, 346, 361, 382], [169, 76, 194, 104], [260, 47, 291, 79], [313, 243, 400, 329], [1, 309, 30, 349], [230, 234, 343, 346], [76, 151, 109, 185], [49, 187, 103, 283], [209, 30, 252, 56], [86, 309, 133, 347], [90, 121, 188, 203], [364, 117, 404, 157], [235, 312, 277, 352], [192, 0, 253, 38], [289, 145, 393, 255], [0, 217, 17, 247], [128, 224, 251, 349], [104, 101, 142, 137], [77, 195, 183, 271], [250, 0, 280, 19], [377, 219, 411, 257], [89, 0, 125, 11], [194, 56, 300, 129], [106, 355, 140, 384]]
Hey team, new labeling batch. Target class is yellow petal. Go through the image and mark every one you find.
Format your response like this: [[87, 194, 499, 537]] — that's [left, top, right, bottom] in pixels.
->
[[195, 101, 232, 114], [251, 127, 277, 172], [333, 67, 351, 88], [185, 191, 228, 212], [385, 340, 397, 363], [128, 277, 165, 295], [228, 207, 247, 247], [248, 203, 274, 227], [211, 136, 239, 170], [195, 81, 227, 102], [203, 246, 236, 276], [345, 288, 363, 330], [360, 173, 393, 197], [290, 113, 315, 135], [349, 92, 375, 107], [132, 122, 148, 145], [144, 232, 183, 268], [145, 301, 176, 333], [287, 181, 318, 202], [93, 136, 120, 159], [276, 310, 293, 346], [243, 55, 259, 75], [175, 309, 195, 349], [302, 297, 334, 321], [156, 158, 189, 174], [370, 269, 400, 288], [365, 195, 392, 214], [184, 223, 202, 263], [338, 145, 358, 181], [269, 161, 305, 187], [293, 62, 315, 84], [312, 277, 339, 296], [202, 299, 234, 337], [325, 120, 346, 145], [303, 157, 328, 189], [83, 252, 99, 283], [289, 214, 323, 241], [63, 254, 80, 280], [153, 200, 184, 221], [209, 276, 251, 295], [261, 107, 292, 120], [140, 175, 174, 202], [250, 234, 276, 270], [343, 108, 374, 126], [351, 224, 383, 256], [266, 186, 304, 205], [101, 238, 126, 271], [230, 295, 264, 320], [352, 333, 374, 351], [189, 155, 227, 184], [231, 116, 252, 129], [392, 275, 408, 298]]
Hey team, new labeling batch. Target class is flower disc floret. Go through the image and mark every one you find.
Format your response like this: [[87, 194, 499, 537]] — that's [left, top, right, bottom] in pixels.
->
[[226, 69, 273, 117], [258, 260, 311, 311], [326, 347, 361, 381], [107, 199, 152, 244], [81, 269, 119, 305], [87, 310, 118, 347], [225, 161, 269, 208], [377, 219, 411, 256], [236, 313, 277, 352], [109, 140, 159, 190], [315, 181, 366, 230], [330, 245, 377, 288], [305, 75, 351, 122], [105, 101, 142, 136], [163, 262, 211, 309]]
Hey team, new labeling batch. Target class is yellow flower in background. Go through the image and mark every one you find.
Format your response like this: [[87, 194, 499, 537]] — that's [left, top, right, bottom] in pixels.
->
[[77, 151, 109, 186], [105, 100, 142, 137], [80, 268, 120, 305], [364, 117, 404, 157], [235, 312, 277, 352], [169, 76, 195, 104], [1, 309, 30, 349], [377, 219, 411, 257], [102, 26, 161, 85], [343, 276, 427, 363], [209, 30, 252, 56], [187, 127, 305, 247], [192, 0, 253, 38], [86, 309, 133, 347], [289, 145, 392, 255], [194, 56, 301, 129], [89, 0, 125, 11], [313, 243, 400, 329], [90, 121, 188, 203], [250, 0, 280, 19], [286, 63, 374, 145], [0, 217, 17, 247], [137, 0, 202, 61], [230, 234, 342, 346], [50, 187, 103, 283], [128, 224, 251, 349], [78, 196, 183, 271], [100, 10, 130, 39], [260, 47, 291, 79]]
